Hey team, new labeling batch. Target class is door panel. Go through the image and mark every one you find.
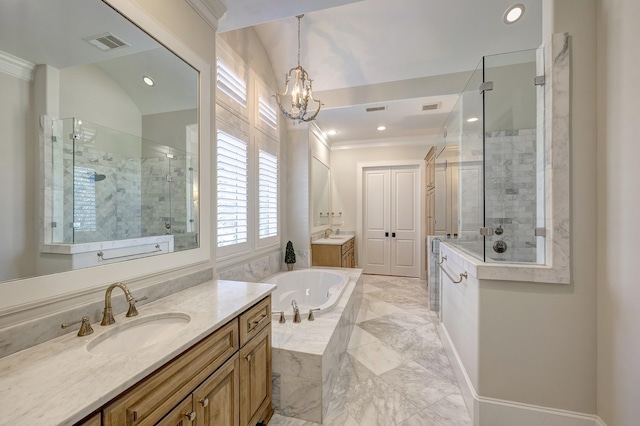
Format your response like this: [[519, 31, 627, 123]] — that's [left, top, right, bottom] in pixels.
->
[[363, 169, 390, 275], [391, 168, 419, 277], [363, 166, 419, 277], [366, 239, 386, 266]]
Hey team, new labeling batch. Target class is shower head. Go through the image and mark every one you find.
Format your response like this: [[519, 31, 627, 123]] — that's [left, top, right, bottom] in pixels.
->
[[93, 173, 106, 182]]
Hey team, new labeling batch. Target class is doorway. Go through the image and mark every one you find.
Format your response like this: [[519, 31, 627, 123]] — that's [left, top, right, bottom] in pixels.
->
[[361, 164, 421, 277]]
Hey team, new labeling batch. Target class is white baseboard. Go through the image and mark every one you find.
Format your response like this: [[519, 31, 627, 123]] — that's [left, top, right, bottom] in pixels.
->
[[436, 321, 603, 426]]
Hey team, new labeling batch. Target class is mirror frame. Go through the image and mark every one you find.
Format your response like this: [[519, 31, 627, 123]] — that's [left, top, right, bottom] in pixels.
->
[[0, 0, 212, 323]]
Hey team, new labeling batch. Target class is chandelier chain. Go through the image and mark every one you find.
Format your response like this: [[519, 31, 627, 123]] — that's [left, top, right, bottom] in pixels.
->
[[297, 15, 302, 67]]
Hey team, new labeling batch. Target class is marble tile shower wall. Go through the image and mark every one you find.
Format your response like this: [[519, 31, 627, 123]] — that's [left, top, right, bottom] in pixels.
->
[[60, 142, 196, 250], [485, 129, 537, 263], [459, 129, 538, 263], [140, 156, 192, 239], [62, 142, 142, 243]]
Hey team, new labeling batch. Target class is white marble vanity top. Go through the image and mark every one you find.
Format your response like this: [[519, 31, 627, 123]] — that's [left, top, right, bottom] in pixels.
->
[[0, 280, 276, 426], [311, 234, 354, 245]]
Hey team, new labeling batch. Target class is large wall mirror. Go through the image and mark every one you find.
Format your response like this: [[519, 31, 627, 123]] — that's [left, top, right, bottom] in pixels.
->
[[311, 157, 330, 229], [0, 0, 201, 285]]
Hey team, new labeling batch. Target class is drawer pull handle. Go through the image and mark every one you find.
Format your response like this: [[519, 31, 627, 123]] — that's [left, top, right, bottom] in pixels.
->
[[185, 411, 196, 422], [132, 411, 138, 422], [246, 353, 253, 362], [199, 398, 209, 407], [249, 314, 268, 329]]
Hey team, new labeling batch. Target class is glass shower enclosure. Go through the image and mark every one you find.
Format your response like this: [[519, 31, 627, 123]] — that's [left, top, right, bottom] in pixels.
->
[[49, 118, 199, 251], [433, 48, 545, 265]]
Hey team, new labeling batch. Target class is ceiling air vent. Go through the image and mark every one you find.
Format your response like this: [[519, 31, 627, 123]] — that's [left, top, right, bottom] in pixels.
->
[[422, 103, 441, 111], [84, 33, 129, 51], [366, 106, 387, 113]]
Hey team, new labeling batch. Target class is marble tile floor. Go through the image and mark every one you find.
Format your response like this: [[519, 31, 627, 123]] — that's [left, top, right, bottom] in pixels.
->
[[269, 274, 472, 426]]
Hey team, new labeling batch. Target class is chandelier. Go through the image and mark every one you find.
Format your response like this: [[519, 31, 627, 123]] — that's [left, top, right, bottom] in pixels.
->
[[274, 15, 321, 123]]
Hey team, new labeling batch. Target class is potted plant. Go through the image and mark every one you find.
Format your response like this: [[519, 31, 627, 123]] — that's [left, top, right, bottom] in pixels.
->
[[285, 241, 296, 271]]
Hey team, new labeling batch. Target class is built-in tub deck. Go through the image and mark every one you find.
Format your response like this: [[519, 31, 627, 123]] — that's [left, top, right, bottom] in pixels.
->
[[267, 267, 363, 423]]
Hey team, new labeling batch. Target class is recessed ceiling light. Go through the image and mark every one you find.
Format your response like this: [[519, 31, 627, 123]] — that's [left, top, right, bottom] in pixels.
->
[[503, 4, 525, 24], [327, 130, 337, 136], [377, 126, 386, 131], [142, 75, 155, 86], [467, 117, 479, 123]]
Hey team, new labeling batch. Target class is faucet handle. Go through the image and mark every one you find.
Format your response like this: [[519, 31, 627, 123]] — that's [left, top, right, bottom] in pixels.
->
[[308, 308, 321, 321], [126, 295, 148, 317], [61, 316, 94, 337], [272, 311, 286, 323]]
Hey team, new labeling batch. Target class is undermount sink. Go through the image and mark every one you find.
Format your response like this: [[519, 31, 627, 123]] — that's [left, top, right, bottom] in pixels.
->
[[86, 312, 191, 355], [329, 236, 346, 239]]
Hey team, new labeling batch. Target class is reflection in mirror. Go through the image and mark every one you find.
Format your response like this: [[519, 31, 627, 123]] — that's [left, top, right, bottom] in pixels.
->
[[0, 0, 199, 282], [311, 157, 330, 227]]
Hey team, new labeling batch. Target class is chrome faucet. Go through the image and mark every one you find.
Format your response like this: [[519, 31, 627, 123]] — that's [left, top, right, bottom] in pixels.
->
[[100, 282, 146, 326], [324, 228, 334, 239], [291, 300, 301, 323]]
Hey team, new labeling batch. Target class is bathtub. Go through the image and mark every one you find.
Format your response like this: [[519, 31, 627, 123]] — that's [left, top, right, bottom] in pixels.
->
[[263, 269, 349, 317], [264, 267, 363, 423]]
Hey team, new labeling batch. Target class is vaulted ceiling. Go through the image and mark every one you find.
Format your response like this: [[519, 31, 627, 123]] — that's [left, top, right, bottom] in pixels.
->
[[219, 0, 543, 144]]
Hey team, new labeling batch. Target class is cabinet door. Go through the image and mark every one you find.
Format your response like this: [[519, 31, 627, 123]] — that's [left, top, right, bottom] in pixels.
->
[[239, 325, 272, 426], [75, 413, 101, 426], [156, 397, 195, 426], [193, 353, 240, 426]]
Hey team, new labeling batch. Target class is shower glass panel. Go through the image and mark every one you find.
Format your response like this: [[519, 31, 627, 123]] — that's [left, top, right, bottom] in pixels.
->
[[456, 59, 484, 258], [50, 118, 197, 248], [483, 49, 542, 263], [437, 47, 544, 264]]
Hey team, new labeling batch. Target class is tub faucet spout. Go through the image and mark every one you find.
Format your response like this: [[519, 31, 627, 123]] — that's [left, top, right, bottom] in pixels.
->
[[292, 300, 301, 323]]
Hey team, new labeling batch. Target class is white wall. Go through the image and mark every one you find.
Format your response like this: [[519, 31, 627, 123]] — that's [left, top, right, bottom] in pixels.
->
[[596, 0, 640, 423], [142, 108, 197, 152], [331, 143, 430, 232], [468, 0, 598, 414], [59, 64, 142, 137], [0, 72, 36, 281]]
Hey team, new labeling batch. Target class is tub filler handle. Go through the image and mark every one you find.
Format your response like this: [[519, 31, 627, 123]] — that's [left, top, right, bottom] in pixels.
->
[[272, 311, 286, 323], [308, 308, 321, 321]]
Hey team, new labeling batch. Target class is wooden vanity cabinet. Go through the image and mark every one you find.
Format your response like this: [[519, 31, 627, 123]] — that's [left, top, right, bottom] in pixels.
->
[[311, 237, 356, 268], [93, 296, 272, 426], [77, 413, 101, 426], [239, 325, 271, 426]]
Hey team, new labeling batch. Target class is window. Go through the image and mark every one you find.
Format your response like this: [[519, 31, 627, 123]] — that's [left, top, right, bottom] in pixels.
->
[[217, 131, 248, 248], [254, 78, 279, 138], [258, 149, 278, 239], [258, 96, 278, 131], [216, 57, 247, 108]]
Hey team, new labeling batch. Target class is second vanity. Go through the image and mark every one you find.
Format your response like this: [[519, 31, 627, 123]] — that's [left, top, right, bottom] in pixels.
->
[[311, 235, 356, 268], [0, 280, 276, 426]]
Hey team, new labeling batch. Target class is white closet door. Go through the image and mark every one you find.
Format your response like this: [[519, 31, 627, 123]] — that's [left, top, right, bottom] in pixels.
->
[[363, 168, 390, 275], [390, 167, 420, 277], [362, 166, 419, 277]]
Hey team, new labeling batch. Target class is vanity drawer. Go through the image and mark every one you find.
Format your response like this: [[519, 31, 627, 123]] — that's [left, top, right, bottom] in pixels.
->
[[239, 296, 271, 346], [342, 238, 354, 254], [102, 319, 239, 426]]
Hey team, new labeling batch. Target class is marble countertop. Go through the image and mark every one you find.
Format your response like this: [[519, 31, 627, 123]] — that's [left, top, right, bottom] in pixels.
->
[[0, 280, 276, 426], [311, 235, 355, 245]]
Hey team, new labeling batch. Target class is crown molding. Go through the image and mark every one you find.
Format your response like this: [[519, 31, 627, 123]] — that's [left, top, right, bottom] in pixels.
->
[[185, 0, 227, 31], [0, 51, 36, 81]]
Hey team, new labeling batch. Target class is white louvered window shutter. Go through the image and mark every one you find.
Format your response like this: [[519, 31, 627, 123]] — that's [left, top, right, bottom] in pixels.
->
[[258, 149, 278, 239], [216, 57, 247, 108], [217, 131, 248, 248]]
